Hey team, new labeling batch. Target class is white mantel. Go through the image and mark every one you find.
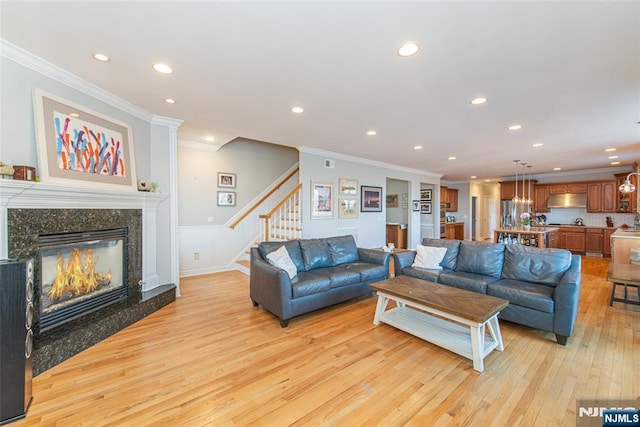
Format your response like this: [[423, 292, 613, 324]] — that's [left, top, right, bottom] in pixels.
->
[[0, 179, 168, 291]]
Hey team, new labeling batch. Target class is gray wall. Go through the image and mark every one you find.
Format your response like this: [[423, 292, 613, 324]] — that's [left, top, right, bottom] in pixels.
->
[[177, 139, 298, 226], [386, 179, 409, 224]]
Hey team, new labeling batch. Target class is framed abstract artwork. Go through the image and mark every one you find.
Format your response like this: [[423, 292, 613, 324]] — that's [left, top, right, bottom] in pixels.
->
[[339, 178, 358, 195], [218, 172, 236, 188], [218, 191, 236, 206], [338, 198, 358, 219], [32, 88, 137, 190], [311, 181, 334, 219]]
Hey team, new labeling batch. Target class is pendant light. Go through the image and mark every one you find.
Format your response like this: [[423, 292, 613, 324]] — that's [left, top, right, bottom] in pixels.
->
[[619, 172, 639, 193], [512, 160, 520, 204], [527, 165, 533, 205]]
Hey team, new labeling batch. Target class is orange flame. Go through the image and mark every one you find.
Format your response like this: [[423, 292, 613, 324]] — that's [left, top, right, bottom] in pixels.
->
[[48, 248, 112, 300]]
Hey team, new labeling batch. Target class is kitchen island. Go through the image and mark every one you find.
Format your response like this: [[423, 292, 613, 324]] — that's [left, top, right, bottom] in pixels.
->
[[494, 226, 559, 248], [610, 228, 640, 264]]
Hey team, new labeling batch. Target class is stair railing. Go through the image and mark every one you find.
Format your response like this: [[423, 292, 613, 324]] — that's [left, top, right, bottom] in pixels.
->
[[259, 183, 302, 242]]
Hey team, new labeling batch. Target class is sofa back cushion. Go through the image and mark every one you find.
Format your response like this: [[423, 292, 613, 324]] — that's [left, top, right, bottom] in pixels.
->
[[300, 238, 334, 270], [502, 244, 572, 285], [326, 235, 359, 265], [421, 238, 461, 270], [258, 241, 305, 272], [455, 241, 505, 278]]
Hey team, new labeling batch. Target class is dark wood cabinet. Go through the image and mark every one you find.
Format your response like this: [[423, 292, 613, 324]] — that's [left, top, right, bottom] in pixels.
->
[[585, 228, 604, 253], [604, 229, 614, 256], [549, 183, 587, 194], [500, 182, 515, 200], [447, 188, 458, 212], [555, 227, 585, 253], [548, 231, 560, 248], [587, 181, 616, 213], [445, 223, 464, 240], [534, 185, 549, 212], [614, 172, 638, 213], [386, 224, 407, 249]]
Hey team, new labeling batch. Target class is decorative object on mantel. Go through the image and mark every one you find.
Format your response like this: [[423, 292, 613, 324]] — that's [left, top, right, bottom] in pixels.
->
[[12, 165, 36, 181], [0, 161, 14, 177], [137, 180, 152, 192], [33, 88, 137, 190]]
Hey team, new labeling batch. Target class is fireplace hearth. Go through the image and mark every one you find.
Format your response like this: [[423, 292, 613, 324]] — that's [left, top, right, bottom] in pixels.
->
[[38, 228, 128, 331]]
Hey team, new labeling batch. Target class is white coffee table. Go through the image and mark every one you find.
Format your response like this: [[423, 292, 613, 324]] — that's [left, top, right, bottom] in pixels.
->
[[370, 276, 509, 372]]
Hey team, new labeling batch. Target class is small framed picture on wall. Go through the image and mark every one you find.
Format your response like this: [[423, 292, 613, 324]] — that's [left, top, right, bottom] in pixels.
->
[[218, 191, 236, 206], [218, 172, 236, 188]]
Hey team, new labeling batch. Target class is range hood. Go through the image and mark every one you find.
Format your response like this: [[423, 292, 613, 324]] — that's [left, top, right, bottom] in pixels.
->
[[547, 193, 587, 208]]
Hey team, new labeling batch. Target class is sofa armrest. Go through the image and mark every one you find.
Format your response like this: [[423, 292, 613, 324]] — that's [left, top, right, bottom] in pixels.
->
[[358, 248, 391, 273], [392, 251, 417, 277], [250, 248, 293, 320], [553, 254, 582, 338]]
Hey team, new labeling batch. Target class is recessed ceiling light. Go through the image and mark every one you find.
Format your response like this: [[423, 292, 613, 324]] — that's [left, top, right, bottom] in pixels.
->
[[448, 156, 456, 160], [532, 143, 544, 147], [413, 145, 423, 150], [610, 161, 621, 165], [485, 179, 491, 182], [92, 53, 109, 62], [366, 130, 377, 136], [291, 106, 304, 114], [205, 136, 215, 142], [152, 63, 173, 74], [508, 125, 522, 131], [605, 148, 617, 152], [69, 112, 79, 118], [470, 175, 477, 179], [608, 155, 619, 159], [553, 167, 562, 171], [470, 97, 487, 105], [397, 42, 420, 57], [165, 98, 176, 104]]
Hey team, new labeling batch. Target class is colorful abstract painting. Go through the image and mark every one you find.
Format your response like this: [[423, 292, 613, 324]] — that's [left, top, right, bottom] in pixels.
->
[[53, 111, 127, 177]]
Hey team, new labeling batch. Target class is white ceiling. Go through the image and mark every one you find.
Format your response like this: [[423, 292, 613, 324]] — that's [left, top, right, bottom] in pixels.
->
[[1, 1, 639, 181]]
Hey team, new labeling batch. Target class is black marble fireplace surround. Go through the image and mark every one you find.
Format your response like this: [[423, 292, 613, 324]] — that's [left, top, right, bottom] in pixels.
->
[[8, 208, 175, 375]]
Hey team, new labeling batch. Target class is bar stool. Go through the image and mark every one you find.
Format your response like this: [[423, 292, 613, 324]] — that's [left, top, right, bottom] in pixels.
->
[[607, 263, 640, 306]]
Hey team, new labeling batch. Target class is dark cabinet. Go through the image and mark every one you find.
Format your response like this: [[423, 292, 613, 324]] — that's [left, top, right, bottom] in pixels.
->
[[585, 228, 604, 253]]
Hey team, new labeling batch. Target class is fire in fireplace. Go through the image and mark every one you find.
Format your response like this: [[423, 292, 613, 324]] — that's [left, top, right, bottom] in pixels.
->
[[38, 228, 128, 331]]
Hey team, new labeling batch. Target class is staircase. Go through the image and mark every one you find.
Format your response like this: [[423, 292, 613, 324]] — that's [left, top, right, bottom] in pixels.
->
[[232, 178, 302, 275]]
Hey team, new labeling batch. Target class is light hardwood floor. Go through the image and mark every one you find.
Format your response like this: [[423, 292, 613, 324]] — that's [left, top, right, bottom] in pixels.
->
[[15, 257, 639, 426]]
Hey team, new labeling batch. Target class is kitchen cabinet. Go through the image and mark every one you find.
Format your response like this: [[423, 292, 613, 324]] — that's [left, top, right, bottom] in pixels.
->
[[548, 231, 560, 248], [585, 227, 604, 253], [534, 185, 549, 213], [604, 228, 615, 256], [445, 222, 464, 240], [447, 188, 458, 212], [554, 227, 586, 253], [500, 182, 515, 200], [440, 186, 448, 205], [549, 183, 587, 194], [614, 172, 638, 213], [586, 181, 616, 213], [386, 224, 407, 249]]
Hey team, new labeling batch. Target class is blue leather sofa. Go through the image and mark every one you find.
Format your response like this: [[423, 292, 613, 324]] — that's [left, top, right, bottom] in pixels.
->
[[250, 235, 390, 327], [393, 238, 582, 345]]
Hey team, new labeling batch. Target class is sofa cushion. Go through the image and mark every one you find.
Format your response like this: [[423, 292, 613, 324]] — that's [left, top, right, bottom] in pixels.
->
[[438, 271, 500, 294], [455, 241, 505, 278], [326, 235, 360, 265], [421, 238, 461, 270], [412, 245, 447, 270], [299, 238, 334, 270], [488, 279, 555, 313], [348, 262, 388, 282], [310, 265, 362, 288], [502, 245, 572, 285], [258, 241, 305, 272], [290, 272, 332, 298], [265, 245, 297, 279]]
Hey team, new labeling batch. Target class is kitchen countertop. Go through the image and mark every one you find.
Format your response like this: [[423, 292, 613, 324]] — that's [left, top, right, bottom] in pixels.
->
[[612, 228, 640, 238]]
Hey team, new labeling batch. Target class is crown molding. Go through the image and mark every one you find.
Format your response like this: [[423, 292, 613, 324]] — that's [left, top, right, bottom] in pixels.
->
[[297, 146, 442, 179], [1, 38, 153, 122], [151, 115, 183, 128], [178, 139, 222, 152]]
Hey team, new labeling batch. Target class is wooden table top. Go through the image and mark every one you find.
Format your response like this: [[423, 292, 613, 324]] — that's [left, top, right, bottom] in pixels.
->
[[607, 263, 640, 286], [369, 276, 509, 324]]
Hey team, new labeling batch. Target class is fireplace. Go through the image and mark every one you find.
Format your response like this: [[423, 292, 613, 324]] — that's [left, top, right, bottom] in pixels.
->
[[38, 228, 128, 331]]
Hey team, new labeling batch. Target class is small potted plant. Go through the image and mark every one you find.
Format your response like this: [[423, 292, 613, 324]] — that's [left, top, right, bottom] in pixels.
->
[[520, 212, 531, 230]]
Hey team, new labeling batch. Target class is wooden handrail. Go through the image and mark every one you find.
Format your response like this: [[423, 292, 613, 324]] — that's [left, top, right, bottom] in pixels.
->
[[259, 183, 303, 219], [229, 167, 299, 229]]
